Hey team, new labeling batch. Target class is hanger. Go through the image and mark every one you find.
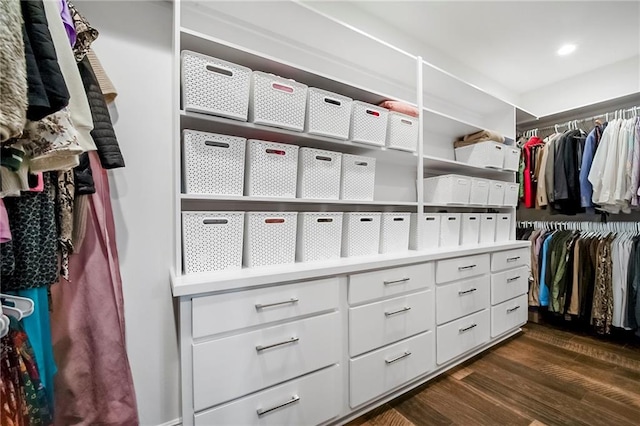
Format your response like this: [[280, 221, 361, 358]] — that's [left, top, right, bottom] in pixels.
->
[[0, 294, 34, 320], [0, 309, 9, 338]]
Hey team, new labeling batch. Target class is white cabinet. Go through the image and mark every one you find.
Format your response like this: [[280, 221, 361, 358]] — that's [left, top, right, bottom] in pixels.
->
[[436, 275, 490, 325], [435, 253, 490, 284], [491, 248, 530, 272], [436, 309, 490, 365], [491, 267, 528, 305], [348, 263, 433, 305], [491, 294, 528, 338]]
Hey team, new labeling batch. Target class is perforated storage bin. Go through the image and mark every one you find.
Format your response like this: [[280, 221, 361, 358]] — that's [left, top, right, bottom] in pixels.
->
[[340, 154, 376, 201], [296, 212, 343, 262], [460, 213, 480, 246], [503, 147, 521, 172], [488, 181, 506, 206], [386, 112, 418, 152], [424, 175, 471, 205], [182, 130, 246, 195], [479, 214, 496, 244], [342, 213, 381, 257], [349, 101, 388, 146], [249, 71, 308, 131], [297, 148, 342, 199], [244, 212, 298, 267], [454, 141, 505, 169], [182, 212, 244, 274], [410, 213, 441, 250], [245, 140, 299, 198], [305, 88, 352, 140], [379, 213, 411, 254], [181, 51, 251, 121], [504, 183, 519, 207], [495, 213, 512, 242], [439, 213, 461, 248], [469, 178, 489, 205]]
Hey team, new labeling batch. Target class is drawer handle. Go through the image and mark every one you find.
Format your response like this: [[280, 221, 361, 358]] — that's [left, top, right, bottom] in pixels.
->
[[384, 278, 410, 285], [507, 276, 521, 283], [458, 288, 477, 295], [256, 395, 300, 417], [256, 337, 299, 352], [459, 323, 477, 333], [255, 298, 299, 310], [385, 351, 412, 364], [458, 264, 477, 271], [507, 256, 520, 262], [385, 306, 411, 317], [507, 306, 521, 313]]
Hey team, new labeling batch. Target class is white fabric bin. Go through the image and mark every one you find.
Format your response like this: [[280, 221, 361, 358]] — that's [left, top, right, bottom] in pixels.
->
[[249, 71, 308, 131], [379, 213, 411, 254], [504, 183, 519, 207], [342, 213, 381, 257], [424, 175, 471, 205], [297, 148, 342, 199], [469, 178, 490, 205], [439, 213, 461, 248], [460, 213, 481, 246], [495, 213, 512, 242], [340, 154, 376, 201], [305, 88, 352, 140], [488, 180, 506, 206], [296, 212, 343, 262], [245, 140, 299, 198], [454, 141, 505, 169], [181, 51, 251, 121], [409, 213, 441, 250], [182, 130, 246, 195], [479, 214, 496, 244], [503, 147, 521, 171], [244, 212, 298, 267], [349, 101, 388, 146], [182, 212, 244, 274], [386, 112, 418, 152]]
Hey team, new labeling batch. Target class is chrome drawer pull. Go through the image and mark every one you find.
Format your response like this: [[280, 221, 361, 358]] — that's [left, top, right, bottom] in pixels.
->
[[458, 288, 477, 295], [459, 323, 477, 333], [385, 306, 412, 317], [256, 395, 300, 417], [255, 298, 299, 310], [384, 278, 410, 285], [385, 351, 412, 364], [507, 276, 521, 283], [256, 337, 299, 352], [458, 264, 477, 271], [507, 306, 521, 313], [507, 256, 520, 262]]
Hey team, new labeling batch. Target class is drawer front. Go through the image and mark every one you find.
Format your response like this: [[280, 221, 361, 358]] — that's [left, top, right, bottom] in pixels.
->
[[348, 263, 433, 305], [349, 331, 435, 408], [195, 366, 340, 426], [349, 290, 434, 357], [436, 275, 490, 325], [491, 266, 528, 305], [436, 309, 490, 365], [491, 248, 530, 272], [193, 312, 340, 410], [192, 278, 339, 338], [491, 294, 528, 338], [435, 254, 490, 284]]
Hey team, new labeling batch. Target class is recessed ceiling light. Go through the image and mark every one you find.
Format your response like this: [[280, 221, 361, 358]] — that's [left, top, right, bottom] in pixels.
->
[[557, 44, 577, 56]]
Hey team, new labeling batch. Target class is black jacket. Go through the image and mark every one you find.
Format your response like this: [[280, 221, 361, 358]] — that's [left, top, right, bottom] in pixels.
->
[[73, 152, 95, 195]]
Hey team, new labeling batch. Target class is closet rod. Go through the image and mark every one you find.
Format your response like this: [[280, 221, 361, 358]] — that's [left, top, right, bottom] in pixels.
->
[[525, 105, 639, 134], [517, 220, 640, 233]]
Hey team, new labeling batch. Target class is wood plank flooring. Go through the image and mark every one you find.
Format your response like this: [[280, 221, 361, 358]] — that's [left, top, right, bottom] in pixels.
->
[[349, 323, 640, 426]]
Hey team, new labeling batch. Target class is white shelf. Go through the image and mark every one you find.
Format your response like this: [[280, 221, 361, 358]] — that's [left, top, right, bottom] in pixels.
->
[[423, 155, 515, 179], [423, 107, 484, 139], [180, 194, 417, 207], [171, 240, 531, 296], [422, 203, 513, 209]]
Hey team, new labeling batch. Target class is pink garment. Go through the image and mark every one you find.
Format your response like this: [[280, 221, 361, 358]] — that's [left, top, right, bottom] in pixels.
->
[[0, 199, 11, 242], [378, 100, 419, 118], [50, 152, 138, 425]]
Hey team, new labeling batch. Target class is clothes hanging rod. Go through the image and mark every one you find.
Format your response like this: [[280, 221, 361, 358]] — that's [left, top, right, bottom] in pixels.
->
[[522, 105, 640, 134]]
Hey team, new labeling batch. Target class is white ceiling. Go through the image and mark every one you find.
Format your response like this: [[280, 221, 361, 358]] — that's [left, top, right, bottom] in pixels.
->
[[352, 1, 640, 94]]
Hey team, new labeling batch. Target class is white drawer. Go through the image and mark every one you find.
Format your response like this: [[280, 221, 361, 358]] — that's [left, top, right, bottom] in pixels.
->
[[436, 275, 490, 325], [491, 248, 530, 272], [349, 290, 434, 357], [195, 366, 340, 426], [436, 309, 490, 365], [192, 278, 339, 338], [348, 263, 433, 305], [435, 254, 490, 284], [491, 294, 527, 338], [491, 266, 528, 305], [349, 331, 435, 408], [193, 312, 340, 410]]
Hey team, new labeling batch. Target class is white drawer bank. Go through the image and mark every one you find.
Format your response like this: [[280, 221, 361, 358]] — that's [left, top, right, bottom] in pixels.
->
[[171, 241, 531, 426]]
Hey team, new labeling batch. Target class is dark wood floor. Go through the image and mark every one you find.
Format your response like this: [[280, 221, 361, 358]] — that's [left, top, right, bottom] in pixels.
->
[[349, 323, 640, 426]]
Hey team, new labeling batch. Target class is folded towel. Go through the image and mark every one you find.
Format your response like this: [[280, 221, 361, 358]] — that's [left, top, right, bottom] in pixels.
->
[[462, 129, 505, 143], [378, 100, 418, 118]]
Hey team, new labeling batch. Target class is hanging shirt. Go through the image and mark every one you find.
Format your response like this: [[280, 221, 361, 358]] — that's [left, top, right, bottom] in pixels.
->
[[523, 137, 544, 208], [539, 233, 554, 307], [631, 117, 640, 206], [579, 126, 602, 214]]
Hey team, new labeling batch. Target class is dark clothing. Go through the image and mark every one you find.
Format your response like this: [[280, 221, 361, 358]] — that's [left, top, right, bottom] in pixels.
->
[[73, 152, 95, 194]]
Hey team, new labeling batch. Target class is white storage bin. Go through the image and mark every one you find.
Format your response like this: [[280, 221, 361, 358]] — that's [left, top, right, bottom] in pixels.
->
[[297, 148, 342, 199], [305, 88, 352, 140], [504, 147, 521, 172], [379, 213, 411, 254], [249, 71, 308, 131], [349, 101, 388, 146], [386, 112, 418, 152], [182, 212, 244, 274], [504, 183, 519, 207], [460, 213, 481, 246], [479, 214, 496, 244], [495, 213, 512, 242], [454, 141, 505, 169], [342, 213, 382, 257], [296, 212, 343, 262], [245, 139, 299, 198], [181, 51, 252, 121], [340, 154, 376, 201], [439, 213, 461, 248], [488, 180, 506, 206], [182, 130, 246, 195], [244, 212, 298, 267], [424, 175, 471, 205], [409, 213, 441, 250], [469, 178, 490, 205]]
